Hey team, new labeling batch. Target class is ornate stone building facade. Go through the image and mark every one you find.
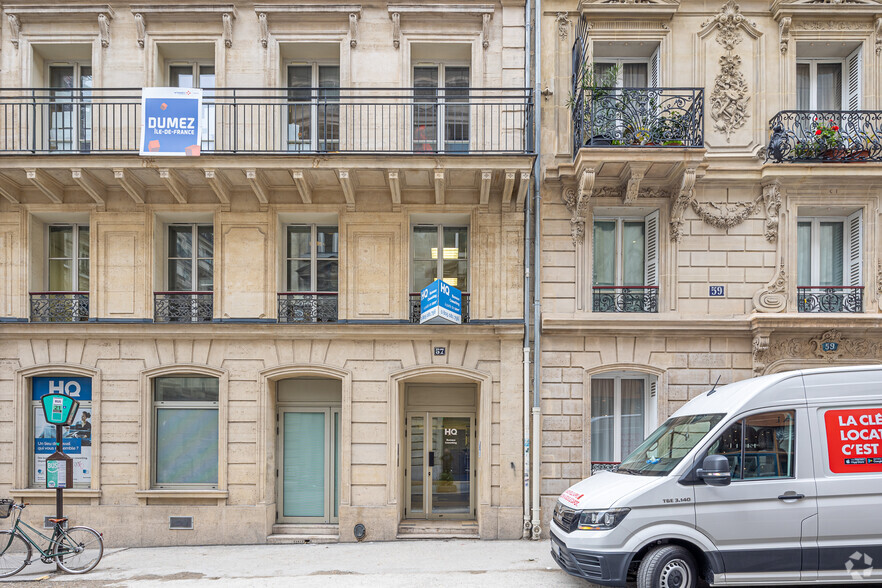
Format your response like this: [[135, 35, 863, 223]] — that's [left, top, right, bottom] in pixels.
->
[[539, 0, 882, 534], [0, 1, 533, 545]]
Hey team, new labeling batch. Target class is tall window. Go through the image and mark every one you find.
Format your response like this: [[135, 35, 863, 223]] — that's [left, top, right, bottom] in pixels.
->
[[287, 64, 340, 152], [285, 225, 338, 292], [592, 212, 658, 312], [796, 47, 861, 110], [411, 225, 468, 293], [413, 65, 469, 152], [170, 63, 216, 150], [47, 225, 89, 293], [797, 213, 862, 312], [167, 224, 213, 292], [591, 374, 655, 464], [48, 63, 92, 152], [153, 376, 218, 487]]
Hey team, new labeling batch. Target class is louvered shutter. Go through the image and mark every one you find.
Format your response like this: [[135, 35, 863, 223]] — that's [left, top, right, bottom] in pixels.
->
[[845, 46, 862, 111], [649, 46, 660, 88], [644, 210, 659, 287], [846, 210, 862, 287]]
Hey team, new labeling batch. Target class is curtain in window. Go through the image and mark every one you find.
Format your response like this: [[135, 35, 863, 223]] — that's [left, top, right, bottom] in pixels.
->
[[819, 221, 843, 286], [796, 64, 810, 111], [797, 222, 811, 286], [590, 379, 615, 462], [622, 222, 645, 286], [620, 379, 646, 460], [593, 221, 616, 286], [816, 64, 842, 111], [623, 63, 648, 89]]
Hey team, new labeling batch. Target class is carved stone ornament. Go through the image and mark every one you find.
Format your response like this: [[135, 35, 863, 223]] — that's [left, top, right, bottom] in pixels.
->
[[754, 329, 882, 375], [702, 0, 756, 51], [762, 181, 782, 242], [878, 260, 882, 297], [98, 14, 111, 48], [753, 258, 787, 313], [752, 334, 770, 375], [223, 13, 233, 48], [690, 196, 760, 229], [8, 14, 21, 49], [350, 13, 359, 48], [876, 17, 882, 56], [562, 168, 596, 245], [258, 12, 268, 48], [134, 13, 146, 48], [581, 0, 680, 3], [779, 17, 791, 54], [793, 21, 872, 31], [392, 12, 401, 49], [482, 13, 491, 49], [669, 168, 697, 242], [710, 54, 750, 142], [556, 12, 571, 39]]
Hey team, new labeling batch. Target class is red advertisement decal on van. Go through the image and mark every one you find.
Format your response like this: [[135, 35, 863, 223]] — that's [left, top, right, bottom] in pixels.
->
[[824, 408, 882, 473]]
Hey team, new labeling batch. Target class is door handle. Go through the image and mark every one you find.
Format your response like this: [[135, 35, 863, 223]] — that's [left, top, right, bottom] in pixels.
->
[[429, 451, 434, 467], [777, 492, 805, 501]]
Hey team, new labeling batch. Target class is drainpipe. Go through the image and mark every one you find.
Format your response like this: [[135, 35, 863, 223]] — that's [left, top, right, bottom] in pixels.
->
[[530, 0, 543, 541], [522, 0, 534, 541]]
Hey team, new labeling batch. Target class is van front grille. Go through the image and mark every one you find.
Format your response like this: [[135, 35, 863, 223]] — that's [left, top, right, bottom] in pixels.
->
[[553, 502, 579, 533]]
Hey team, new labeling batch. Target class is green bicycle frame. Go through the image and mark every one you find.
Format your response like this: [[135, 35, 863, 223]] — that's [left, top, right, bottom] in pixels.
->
[[5, 514, 79, 559]]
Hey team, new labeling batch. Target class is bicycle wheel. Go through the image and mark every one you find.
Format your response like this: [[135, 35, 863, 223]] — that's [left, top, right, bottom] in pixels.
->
[[52, 526, 103, 574], [0, 531, 31, 578]]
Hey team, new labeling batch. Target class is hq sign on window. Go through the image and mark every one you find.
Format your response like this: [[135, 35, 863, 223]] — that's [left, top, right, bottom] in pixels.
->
[[140, 87, 203, 156]]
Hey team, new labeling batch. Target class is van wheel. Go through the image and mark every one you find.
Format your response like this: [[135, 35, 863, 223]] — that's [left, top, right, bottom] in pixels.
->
[[637, 545, 697, 588]]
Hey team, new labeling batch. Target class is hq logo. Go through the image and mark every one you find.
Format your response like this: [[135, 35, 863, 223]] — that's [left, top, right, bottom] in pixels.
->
[[47, 379, 83, 398]]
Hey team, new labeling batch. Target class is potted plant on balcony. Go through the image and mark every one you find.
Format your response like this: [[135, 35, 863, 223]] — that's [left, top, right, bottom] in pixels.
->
[[814, 119, 845, 161], [568, 63, 621, 146]]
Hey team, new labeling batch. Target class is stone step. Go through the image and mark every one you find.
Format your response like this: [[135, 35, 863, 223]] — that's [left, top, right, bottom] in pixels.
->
[[396, 521, 479, 540], [271, 524, 338, 536], [267, 534, 339, 545]]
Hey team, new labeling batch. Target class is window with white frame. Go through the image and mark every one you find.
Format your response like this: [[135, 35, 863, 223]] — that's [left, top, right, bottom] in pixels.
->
[[796, 45, 861, 110], [169, 62, 216, 150], [797, 211, 862, 312], [590, 373, 657, 464], [592, 211, 659, 312], [285, 224, 339, 293], [411, 225, 468, 293], [48, 63, 92, 152], [152, 376, 218, 487], [46, 224, 89, 293], [287, 63, 340, 152], [167, 224, 213, 293], [413, 64, 470, 153]]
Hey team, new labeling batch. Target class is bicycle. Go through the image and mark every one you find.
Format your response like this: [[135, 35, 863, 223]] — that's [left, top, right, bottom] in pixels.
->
[[0, 499, 103, 577]]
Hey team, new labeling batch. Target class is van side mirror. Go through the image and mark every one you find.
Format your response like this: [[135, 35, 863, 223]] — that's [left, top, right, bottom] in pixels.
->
[[697, 455, 731, 487]]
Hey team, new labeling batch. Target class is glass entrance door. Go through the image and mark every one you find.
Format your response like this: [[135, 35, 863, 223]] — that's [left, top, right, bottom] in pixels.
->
[[278, 408, 339, 523], [407, 413, 474, 519]]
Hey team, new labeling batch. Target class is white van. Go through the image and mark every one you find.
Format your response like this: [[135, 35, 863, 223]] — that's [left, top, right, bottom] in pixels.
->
[[550, 365, 882, 587]]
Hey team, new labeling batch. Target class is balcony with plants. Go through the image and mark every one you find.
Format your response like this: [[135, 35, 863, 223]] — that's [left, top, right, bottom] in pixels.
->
[[767, 112, 882, 163]]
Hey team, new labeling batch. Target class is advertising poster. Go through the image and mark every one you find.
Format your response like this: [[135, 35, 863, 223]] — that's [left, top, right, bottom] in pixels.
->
[[140, 87, 203, 156], [32, 377, 92, 485], [824, 408, 882, 474]]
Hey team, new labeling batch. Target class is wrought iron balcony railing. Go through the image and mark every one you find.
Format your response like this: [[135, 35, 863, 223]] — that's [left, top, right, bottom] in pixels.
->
[[571, 88, 704, 156], [590, 461, 620, 475], [0, 87, 533, 155], [154, 292, 213, 323], [797, 286, 863, 313], [767, 111, 882, 163], [592, 286, 658, 313], [278, 292, 338, 323], [29, 292, 89, 323], [409, 292, 470, 324]]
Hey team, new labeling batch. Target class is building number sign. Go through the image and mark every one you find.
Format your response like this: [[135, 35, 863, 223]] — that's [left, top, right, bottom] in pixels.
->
[[709, 286, 725, 297]]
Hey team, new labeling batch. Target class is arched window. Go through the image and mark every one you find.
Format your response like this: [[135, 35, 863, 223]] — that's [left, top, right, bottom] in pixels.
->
[[590, 372, 657, 466]]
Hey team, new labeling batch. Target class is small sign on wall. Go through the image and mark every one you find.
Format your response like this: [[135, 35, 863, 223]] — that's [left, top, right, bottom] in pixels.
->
[[434, 347, 446, 356], [709, 286, 725, 297]]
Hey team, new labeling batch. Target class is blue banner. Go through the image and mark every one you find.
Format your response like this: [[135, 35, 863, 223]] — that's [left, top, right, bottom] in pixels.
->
[[140, 87, 203, 156], [420, 279, 462, 325], [32, 377, 92, 401]]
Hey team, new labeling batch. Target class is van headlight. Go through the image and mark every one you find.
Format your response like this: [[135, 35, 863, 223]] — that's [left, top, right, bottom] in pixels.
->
[[577, 508, 630, 531]]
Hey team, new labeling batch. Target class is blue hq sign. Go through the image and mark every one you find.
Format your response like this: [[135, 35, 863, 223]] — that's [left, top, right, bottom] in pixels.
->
[[140, 87, 203, 156], [420, 279, 462, 325]]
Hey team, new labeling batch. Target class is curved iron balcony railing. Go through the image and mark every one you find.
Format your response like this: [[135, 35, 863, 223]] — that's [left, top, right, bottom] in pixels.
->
[[154, 291, 213, 323], [409, 292, 470, 324], [572, 87, 704, 157], [0, 87, 533, 155], [797, 286, 863, 313], [278, 292, 338, 323], [590, 461, 620, 475], [592, 286, 658, 313], [767, 111, 882, 163], [29, 292, 89, 322]]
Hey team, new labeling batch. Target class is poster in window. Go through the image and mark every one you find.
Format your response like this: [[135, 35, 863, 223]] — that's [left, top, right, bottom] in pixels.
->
[[33, 405, 91, 485]]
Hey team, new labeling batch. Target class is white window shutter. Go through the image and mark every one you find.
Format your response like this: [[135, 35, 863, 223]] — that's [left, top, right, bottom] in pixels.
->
[[649, 46, 660, 88], [644, 210, 659, 287], [846, 210, 862, 287], [846, 46, 862, 111]]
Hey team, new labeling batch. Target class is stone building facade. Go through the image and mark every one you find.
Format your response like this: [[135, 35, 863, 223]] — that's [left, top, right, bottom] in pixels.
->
[[538, 0, 882, 535], [0, 1, 533, 546]]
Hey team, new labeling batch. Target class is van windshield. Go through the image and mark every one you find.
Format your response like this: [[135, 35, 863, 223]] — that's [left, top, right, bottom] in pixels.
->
[[617, 414, 724, 476]]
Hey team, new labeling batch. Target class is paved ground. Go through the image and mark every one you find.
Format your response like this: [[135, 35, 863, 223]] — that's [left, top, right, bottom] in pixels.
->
[[1, 539, 592, 588]]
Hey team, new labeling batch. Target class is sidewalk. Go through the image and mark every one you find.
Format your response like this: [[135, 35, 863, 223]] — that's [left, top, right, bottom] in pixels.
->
[[1, 539, 593, 588]]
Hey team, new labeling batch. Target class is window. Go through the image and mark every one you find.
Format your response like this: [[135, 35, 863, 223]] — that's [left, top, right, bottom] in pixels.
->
[[285, 224, 338, 293], [169, 62, 216, 150], [411, 225, 468, 292], [152, 376, 218, 487], [48, 63, 92, 152], [590, 373, 656, 464], [592, 211, 658, 312], [47, 224, 89, 293], [796, 47, 860, 111], [413, 65, 469, 152], [797, 212, 862, 312], [705, 411, 795, 480], [593, 54, 658, 89], [156, 224, 213, 323], [287, 64, 340, 152], [31, 376, 93, 489]]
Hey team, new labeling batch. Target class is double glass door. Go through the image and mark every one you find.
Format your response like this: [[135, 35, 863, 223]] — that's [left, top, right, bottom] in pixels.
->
[[278, 407, 339, 523], [407, 413, 474, 519]]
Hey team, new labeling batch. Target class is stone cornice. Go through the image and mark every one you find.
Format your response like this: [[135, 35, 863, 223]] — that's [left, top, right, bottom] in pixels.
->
[[387, 4, 494, 16], [3, 3, 114, 19], [578, 0, 679, 20], [129, 4, 236, 18], [253, 4, 362, 16], [771, 0, 882, 22]]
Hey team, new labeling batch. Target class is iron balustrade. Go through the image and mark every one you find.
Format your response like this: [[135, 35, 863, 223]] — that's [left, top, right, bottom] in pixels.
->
[[154, 291, 213, 323], [0, 87, 533, 155], [767, 111, 882, 163], [29, 292, 89, 323], [571, 87, 704, 156], [409, 292, 470, 324], [797, 286, 863, 313], [278, 292, 338, 323], [592, 286, 658, 313], [590, 461, 620, 475]]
